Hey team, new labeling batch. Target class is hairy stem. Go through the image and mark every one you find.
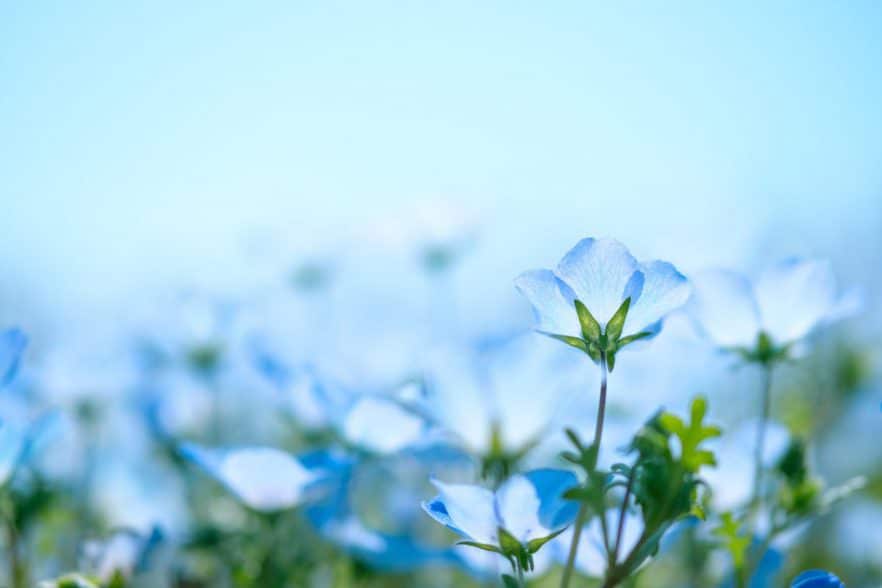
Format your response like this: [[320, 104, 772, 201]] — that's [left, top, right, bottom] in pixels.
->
[[560, 354, 608, 588]]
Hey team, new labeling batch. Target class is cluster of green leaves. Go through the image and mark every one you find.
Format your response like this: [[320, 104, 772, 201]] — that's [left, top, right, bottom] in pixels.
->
[[562, 397, 720, 587], [552, 297, 652, 371]]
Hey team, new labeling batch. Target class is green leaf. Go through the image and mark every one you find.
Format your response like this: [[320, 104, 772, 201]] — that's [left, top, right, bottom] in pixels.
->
[[713, 512, 750, 568], [456, 540, 501, 554], [606, 350, 616, 372], [526, 526, 567, 554], [660, 396, 721, 473], [605, 297, 631, 341], [550, 334, 588, 353], [574, 299, 602, 341]]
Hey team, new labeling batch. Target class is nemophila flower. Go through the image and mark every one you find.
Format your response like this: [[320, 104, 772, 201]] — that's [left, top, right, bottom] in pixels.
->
[[341, 395, 427, 454], [516, 238, 690, 370], [180, 444, 322, 511], [791, 570, 845, 588], [688, 259, 860, 362], [0, 412, 62, 487], [423, 469, 578, 571], [420, 336, 587, 478], [1, 328, 27, 388], [82, 527, 163, 584]]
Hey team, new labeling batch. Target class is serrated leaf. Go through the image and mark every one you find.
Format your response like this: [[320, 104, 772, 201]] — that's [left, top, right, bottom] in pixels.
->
[[605, 297, 631, 341], [574, 299, 602, 341]]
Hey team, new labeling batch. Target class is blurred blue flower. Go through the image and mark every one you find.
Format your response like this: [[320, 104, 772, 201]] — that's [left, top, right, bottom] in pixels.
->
[[0, 411, 62, 486], [0, 328, 27, 388], [341, 395, 427, 454], [423, 468, 578, 554], [791, 570, 845, 588], [515, 238, 690, 360], [82, 527, 164, 584], [180, 444, 322, 511], [689, 259, 860, 353], [551, 508, 642, 577]]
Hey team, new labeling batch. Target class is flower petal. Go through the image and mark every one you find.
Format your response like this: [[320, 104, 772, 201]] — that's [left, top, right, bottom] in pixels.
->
[[523, 468, 579, 531], [342, 396, 424, 454], [428, 479, 498, 545], [755, 259, 837, 344], [624, 261, 691, 336], [687, 270, 761, 348], [182, 444, 317, 511], [496, 474, 543, 542], [555, 238, 640, 325], [791, 569, 845, 588], [515, 270, 581, 338], [0, 328, 27, 388]]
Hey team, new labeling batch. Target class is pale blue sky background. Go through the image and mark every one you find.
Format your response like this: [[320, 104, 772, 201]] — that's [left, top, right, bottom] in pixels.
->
[[2, 2, 881, 330]]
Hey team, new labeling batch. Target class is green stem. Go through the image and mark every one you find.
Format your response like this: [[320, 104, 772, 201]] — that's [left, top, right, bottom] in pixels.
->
[[517, 563, 526, 587], [751, 365, 774, 509], [611, 467, 636, 565], [561, 354, 608, 588], [2, 498, 25, 588]]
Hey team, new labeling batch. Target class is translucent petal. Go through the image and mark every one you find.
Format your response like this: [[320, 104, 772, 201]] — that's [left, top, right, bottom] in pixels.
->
[[514, 270, 581, 338], [342, 396, 424, 454], [624, 261, 691, 335], [523, 468, 579, 531], [687, 270, 761, 348], [429, 479, 498, 545], [496, 474, 543, 542], [755, 259, 837, 343], [555, 238, 639, 325]]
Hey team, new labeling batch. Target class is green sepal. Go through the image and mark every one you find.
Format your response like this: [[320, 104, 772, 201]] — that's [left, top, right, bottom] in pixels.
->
[[498, 527, 522, 555], [607, 350, 617, 372], [605, 297, 631, 342], [586, 341, 602, 362], [456, 540, 501, 554], [574, 299, 602, 341], [501, 575, 520, 588], [615, 331, 653, 350], [550, 334, 588, 353], [526, 526, 567, 554]]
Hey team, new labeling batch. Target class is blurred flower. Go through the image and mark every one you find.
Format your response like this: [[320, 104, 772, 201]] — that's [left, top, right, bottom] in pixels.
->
[[422, 469, 578, 558], [180, 444, 322, 512], [341, 396, 427, 454], [0, 328, 27, 388], [791, 569, 845, 588], [688, 259, 860, 358], [515, 237, 690, 368], [0, 411, 62, 486], [81, 527, 163, 584]]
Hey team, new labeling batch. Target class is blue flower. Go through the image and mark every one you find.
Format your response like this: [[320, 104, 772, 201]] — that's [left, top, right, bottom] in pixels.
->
[[0, 412, 62, 487], [791, 569, 845, 588], [180, 444, 323, 512], [689, 259, 860, 355], [423, 469, 578, 558], [0, 328, 27, 388], [516, 238, 689, 367]]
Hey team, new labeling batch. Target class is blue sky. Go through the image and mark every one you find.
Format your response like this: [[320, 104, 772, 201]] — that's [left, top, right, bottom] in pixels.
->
[[2, 2, 881, 326]]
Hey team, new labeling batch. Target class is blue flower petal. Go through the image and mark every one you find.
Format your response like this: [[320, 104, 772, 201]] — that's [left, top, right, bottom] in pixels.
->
[[515, 270, 581, 338], [688, 270, 761, 348], [0, 328, 27, 388], [555, 238, 640, 325], [624, 261, 691, 336], [791, 569, 845, 588], [523, 468, 579, 530], [755, 258, 838, 344]]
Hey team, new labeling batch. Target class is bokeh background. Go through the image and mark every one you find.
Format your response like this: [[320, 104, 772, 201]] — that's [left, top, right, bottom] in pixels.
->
[[1, 2, 881, 587]]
